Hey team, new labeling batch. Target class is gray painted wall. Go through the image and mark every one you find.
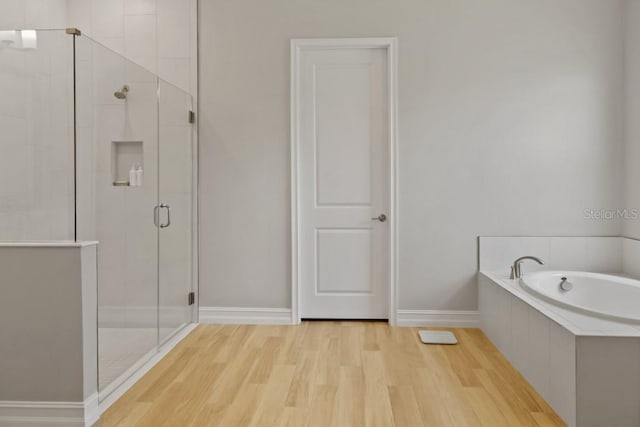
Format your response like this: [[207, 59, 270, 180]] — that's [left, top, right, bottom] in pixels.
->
[[199, 0, 625, 310], [0, 245, 97, 402], [625, 1, 640, 240]]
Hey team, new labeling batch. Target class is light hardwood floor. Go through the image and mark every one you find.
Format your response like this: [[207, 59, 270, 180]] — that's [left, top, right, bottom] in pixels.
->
[[98, 322, 565, 427]]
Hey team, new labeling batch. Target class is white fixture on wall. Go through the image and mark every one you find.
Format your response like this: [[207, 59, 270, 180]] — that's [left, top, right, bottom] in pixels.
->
[[20, 30, 36, 49], [0, 30, 37, 49]]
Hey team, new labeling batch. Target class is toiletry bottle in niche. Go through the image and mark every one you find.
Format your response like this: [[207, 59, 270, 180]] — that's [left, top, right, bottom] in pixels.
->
[[136, 164, 143, 187], [129, 165, 137, 186]]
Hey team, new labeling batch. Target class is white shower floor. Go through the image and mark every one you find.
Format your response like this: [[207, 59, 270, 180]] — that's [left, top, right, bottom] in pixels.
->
[[99, 327, 177, 394]]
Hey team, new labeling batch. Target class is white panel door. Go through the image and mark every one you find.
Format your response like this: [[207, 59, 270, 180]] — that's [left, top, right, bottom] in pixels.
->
[[298, 45, 389, 319]]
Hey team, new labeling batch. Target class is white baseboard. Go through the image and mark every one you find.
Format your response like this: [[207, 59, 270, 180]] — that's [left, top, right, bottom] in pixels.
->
[[396, 310, 480, 327], [199, 307, 293, 325], [84, 394, 99, 427], [0, 393, 99, 427], [199, 307, 477, 327], [98, 323, 197, 414]]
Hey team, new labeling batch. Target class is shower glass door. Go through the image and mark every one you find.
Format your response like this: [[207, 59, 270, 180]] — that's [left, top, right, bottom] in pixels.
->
[[74, 35, 161, 398], [158, 79, 194, 344], [74, 34, 194, 400]]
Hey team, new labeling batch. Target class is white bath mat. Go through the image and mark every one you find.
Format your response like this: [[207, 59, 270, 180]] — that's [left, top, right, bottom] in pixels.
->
[[418, 330, 458, 345]]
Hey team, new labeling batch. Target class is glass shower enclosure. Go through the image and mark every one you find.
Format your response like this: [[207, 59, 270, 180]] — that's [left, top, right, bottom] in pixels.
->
[[0, 29, 196, 401]]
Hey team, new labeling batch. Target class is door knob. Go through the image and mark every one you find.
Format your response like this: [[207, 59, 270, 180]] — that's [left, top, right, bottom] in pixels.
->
[[372, 214, 387, 222]]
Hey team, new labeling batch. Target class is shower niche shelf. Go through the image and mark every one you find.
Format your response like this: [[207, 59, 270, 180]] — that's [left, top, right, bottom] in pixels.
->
[[111, 140, 143, 187]]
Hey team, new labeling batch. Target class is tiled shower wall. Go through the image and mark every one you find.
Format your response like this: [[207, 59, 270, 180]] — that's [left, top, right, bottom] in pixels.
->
[[0, 0, 68, 29], [0, 0, 196, 96], [0, 0, 196, 243], [0, 30, 75, 240], [66, 0, 197, 96], [0, 2, 71, 240]]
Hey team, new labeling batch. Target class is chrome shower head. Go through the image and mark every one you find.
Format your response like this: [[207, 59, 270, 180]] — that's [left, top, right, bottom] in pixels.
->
[[114, 85, 129, 99]]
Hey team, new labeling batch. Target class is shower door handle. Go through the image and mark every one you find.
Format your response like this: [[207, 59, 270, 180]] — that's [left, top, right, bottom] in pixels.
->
[[160, 203, 171, 228]]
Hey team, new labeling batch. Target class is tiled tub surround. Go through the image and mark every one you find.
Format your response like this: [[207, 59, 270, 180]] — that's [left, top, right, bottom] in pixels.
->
[[479, 236, 625, 276], [478, 236, 640, 427]]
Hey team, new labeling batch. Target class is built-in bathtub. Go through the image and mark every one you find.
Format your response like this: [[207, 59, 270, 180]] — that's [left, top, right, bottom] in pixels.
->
[[478, 271, 640, 427], [520, 271, 640, 323], [478, 236, 640, 427]]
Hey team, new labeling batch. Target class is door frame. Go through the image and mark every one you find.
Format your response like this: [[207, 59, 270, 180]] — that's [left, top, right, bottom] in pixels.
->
[[290, 37, 399, 325]]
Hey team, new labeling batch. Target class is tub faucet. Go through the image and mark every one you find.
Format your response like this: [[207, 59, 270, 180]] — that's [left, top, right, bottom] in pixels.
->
[[510, 256, 544, 279]]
